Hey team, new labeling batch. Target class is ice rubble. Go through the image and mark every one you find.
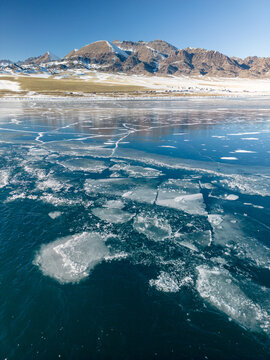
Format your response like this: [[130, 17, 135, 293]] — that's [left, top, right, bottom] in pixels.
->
[[27, 147, 50, 157], [149, 272, 193, 293], [149, 272, 180, 293], [36, 177, 66, 192], [0, 170, 9, 188], [196, 265, 270, 334], [34, 232, 110, 283], [219, 175, 270, 197]]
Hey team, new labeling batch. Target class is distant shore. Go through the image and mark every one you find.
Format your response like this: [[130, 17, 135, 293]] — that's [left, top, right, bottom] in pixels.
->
[[1, 73, 270, 99]]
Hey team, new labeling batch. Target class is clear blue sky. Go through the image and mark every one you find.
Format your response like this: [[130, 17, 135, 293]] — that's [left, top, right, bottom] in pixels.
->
[[1, 0, 269, 61]]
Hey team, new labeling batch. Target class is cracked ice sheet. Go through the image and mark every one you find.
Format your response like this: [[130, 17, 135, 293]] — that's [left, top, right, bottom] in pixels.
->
[[113, 148, 270, 178], [58, 158, 107, 173], [84, 177, 159, 204], [156, 179, 207, 216], [110, 163, 163, 178]]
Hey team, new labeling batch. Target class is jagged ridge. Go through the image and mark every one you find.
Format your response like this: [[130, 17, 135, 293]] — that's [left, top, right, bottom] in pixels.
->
[[1, 40, 270, 78]]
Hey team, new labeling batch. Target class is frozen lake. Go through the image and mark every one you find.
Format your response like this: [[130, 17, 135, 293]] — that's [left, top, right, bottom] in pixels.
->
[[0, 98, 270, 359]]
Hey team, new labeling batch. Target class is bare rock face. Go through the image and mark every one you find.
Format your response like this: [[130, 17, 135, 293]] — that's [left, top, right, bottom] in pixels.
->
[[147, 39, 177, 55], [184, 48, 244, 77], [241, 56, 270, 77], [158, 50, 194, 75], [2, 39, 270, 78]]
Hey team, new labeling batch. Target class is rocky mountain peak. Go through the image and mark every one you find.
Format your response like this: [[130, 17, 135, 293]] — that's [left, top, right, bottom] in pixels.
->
[[2, 39, 270, 78]]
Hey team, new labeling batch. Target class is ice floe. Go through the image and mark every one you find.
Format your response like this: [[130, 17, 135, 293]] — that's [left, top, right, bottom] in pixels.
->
[[34, 232, 110, 283], [84, 178, 135, 197], [156, 179, 206, 215], [176, 230, 211, 250], [48, 211, 62, 219], [196, 265, 270, 334], [133, 212, 172, 241], [59, 158, 107, 173], [103, 199, 125, 209], [122, 186, 157, 204], [92, 207, 134, 224]]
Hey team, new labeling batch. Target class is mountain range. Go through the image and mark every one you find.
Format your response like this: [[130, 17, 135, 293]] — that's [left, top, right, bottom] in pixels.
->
[[1, 40, 270, 78]]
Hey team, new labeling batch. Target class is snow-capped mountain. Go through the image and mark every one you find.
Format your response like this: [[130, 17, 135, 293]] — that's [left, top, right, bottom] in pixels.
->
[[22, 52, 60, 65], [1, 40, 270, 78]]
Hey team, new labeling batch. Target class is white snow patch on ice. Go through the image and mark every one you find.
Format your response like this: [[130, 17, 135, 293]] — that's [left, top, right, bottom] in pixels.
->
[[220, 157, 238, 161], [224, 194, 239, 201], [233, 150, 256, 153], [241, 138, 259, 141]]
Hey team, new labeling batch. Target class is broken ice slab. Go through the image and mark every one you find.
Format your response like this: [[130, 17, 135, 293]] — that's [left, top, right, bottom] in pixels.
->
[[110, 163, 163, 178], [122, 186, 157, 204], [84, 178, 135, 197], [133, 211, 172, 241], [59, 158, 107, 173], [84, 177, 159, 204], [156, 179, 207, 216], [208, 214, 270, 270], [176, 230, 212, 251], [92, 207, 134, 224]]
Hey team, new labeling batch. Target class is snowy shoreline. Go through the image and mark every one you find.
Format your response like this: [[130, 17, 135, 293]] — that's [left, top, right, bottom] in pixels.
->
[[2, 73, 270, 100], [1, 93, 270, 102]]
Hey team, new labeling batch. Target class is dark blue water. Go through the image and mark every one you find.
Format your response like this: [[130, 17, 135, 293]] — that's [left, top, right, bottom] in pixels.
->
[[0, 98, 270, 359]]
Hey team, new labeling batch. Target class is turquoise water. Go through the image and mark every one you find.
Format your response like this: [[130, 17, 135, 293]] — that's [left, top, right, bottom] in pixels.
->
[[0, 98, 270, 359]]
